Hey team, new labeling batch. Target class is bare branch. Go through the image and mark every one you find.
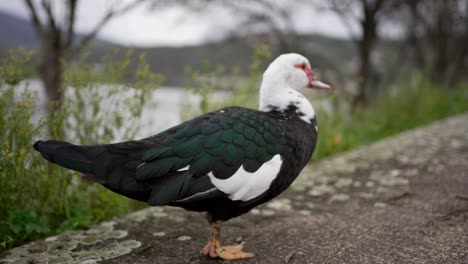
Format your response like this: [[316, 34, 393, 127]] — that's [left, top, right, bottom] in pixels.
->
[[328, 0, 360, 44], [373, 0, 386, 14], [24, 0, 44, 36], [73, 0, 147, 54], [64, 0, 78, 50], [41, 0, 59, 33]]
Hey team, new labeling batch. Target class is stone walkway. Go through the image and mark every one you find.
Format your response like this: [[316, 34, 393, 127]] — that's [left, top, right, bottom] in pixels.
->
[[2, 114, 468, 264]]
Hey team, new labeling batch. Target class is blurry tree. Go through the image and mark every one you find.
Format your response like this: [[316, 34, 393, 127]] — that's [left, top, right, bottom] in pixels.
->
[[222, 0, 299, 53], [402, 0, 467, 86], [178, 0, 299, 53], [23, 0, 149, 115], [193, 0, 401, 107], [326, 0, 398, 107]]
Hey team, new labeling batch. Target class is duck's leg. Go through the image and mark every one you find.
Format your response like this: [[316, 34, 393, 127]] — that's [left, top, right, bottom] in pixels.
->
[[200, 220, 255, 260]]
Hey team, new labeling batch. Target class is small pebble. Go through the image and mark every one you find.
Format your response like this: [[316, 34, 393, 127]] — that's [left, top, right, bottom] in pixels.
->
[[267, 199, 292, 211], [153, 232, 166, 237], [250, 209, 260, 215], [329, 193, 350, 203], [152, 212, 168, 218], [374, 202, 388, 208], [45, 236, 58, 242], [299, 210, 312, 216], [177, 236, 191, 241], [261, 209, 275, 216], [389, 169, 401, 177], [450, 139, 462, 148]]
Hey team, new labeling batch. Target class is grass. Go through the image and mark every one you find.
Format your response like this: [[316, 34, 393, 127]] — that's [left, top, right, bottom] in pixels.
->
[[313, 79, 468, 160], [1, 46, 467, 251]]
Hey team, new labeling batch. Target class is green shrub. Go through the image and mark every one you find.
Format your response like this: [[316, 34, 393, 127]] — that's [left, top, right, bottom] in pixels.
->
[[0, 49, 161, 250], [184, 44, 271, 117]]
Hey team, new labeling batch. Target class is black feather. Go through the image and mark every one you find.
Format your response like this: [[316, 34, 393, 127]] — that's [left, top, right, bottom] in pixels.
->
[[34, 140, 95, 173]]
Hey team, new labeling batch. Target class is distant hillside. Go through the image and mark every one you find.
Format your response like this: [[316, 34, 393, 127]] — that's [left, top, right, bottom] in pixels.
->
[[0, 11, 38, 51], [0, 10, 356, 86], [0, 11, 112, 53], [87, 35, 356, 86]]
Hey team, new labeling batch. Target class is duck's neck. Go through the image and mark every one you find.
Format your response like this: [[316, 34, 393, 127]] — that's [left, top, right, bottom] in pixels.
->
[[259, 80, 316, 124]]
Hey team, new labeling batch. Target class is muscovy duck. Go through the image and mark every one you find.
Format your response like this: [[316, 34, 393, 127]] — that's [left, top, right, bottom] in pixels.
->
[[34, 53, 331, 260]]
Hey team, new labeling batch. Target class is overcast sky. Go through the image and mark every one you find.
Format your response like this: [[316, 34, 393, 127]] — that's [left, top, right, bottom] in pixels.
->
[[0, 1, 361, 47]]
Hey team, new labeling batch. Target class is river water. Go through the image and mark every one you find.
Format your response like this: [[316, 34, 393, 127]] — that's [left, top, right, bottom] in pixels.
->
[[16, 79, 210, 138]]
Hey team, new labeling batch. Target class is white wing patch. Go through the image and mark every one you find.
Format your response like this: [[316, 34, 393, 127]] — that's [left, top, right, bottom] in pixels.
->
[[177, 165, 190, 171], [208, 155, 283, 201]]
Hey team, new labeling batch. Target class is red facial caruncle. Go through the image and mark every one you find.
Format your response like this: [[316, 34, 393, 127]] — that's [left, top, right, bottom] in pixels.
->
[[294, 63, 331, 90]]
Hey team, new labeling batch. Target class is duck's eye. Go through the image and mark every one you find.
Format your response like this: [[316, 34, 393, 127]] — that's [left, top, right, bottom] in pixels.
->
[[294, 63, 308, 71]]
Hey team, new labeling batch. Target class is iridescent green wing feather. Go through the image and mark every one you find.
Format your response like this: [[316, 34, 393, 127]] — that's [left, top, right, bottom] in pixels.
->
[[137, 107, 287, 181]]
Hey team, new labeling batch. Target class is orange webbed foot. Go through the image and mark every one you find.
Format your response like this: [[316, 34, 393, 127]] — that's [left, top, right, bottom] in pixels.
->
[[201, 220, 256, 260], [216, 242, 255, 260], [200, 241, 213, 256]]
